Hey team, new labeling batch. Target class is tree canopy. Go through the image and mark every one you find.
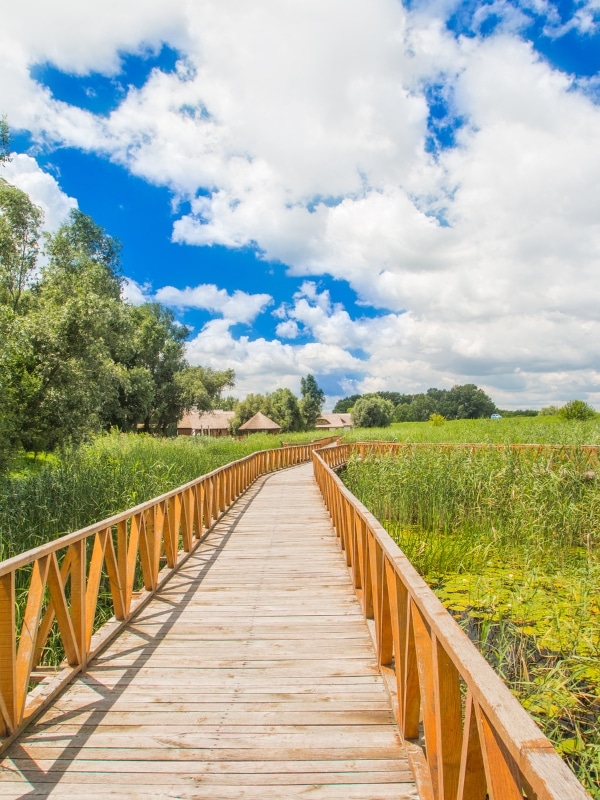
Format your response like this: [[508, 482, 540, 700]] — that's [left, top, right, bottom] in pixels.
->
[[558, 400, 596, 421], [0, 117, 10, 167], [352, 395, 394, 428], [300, 374, 325, 429], [335, 385, 497, 422], [0, 179, 42, 312], [229, 378, 323, 435], [0, 138, 236, 467]]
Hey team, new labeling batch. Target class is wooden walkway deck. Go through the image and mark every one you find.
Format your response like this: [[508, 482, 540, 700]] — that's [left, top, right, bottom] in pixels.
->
[[0, 463, 420, 799]]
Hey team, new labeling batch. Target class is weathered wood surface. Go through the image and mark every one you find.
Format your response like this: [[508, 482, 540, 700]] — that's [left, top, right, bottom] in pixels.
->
[[0, 464, 419, 799]]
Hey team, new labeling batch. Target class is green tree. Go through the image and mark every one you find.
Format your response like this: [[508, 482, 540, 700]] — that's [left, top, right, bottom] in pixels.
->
[[558, 400, 596, 421], [231, 393, 274, 434], [0, 306, 36, 468], [300, 374, 325, 429], [19, 210, 127, 451], [176, 366, 235, 412], [406, 393, 436, 422], [393, 403, 413, 423], [123, 303, 190, 434], [539, 406, 559, 417], [0, 117, 10, 167], [0, 179, 43, 312], [446, 384, 496, 419], [333, 394, 361, 413], [353, 395, 394, 428], [378, 391, 414, 406], [219, 395, 238, 411], [270, 388, 303, 433]]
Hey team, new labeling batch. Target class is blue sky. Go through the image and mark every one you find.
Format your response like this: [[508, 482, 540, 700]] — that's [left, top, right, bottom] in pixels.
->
[[1, 0, 600, 408]]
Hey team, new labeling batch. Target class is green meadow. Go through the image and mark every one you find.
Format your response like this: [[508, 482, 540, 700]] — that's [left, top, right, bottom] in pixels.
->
[[342, 416, 600, 795]]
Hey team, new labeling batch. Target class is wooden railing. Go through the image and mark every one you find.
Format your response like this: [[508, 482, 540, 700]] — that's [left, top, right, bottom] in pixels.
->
[[0, 437, 338, 752], [312, 444, 592, 800]]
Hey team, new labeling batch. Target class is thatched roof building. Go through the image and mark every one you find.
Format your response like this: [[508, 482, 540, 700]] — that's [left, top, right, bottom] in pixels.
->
[[177, 409, 235, 437], [315, 413, 353, 430], [238, 412, 281, 434]]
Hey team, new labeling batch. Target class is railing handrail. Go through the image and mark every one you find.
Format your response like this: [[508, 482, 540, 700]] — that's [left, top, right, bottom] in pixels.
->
[[311, 443, 591, 800], [0, 435, 339, 750]]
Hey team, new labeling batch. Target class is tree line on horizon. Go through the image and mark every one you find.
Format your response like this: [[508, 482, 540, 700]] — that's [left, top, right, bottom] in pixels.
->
[[334, 385, 498, 423]]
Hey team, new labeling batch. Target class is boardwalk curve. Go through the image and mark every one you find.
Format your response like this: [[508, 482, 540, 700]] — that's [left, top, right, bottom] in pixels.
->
[[0, 464, 419, 799]]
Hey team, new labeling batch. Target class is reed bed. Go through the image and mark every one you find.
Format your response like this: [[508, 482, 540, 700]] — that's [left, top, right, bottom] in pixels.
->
[[342, 444, 600, 796]]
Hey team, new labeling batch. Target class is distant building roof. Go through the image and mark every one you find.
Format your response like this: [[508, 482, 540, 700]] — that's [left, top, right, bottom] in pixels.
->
[[315, 413, 353, 429], [178, 409, 235, 432], [238, 411, 282, 433]]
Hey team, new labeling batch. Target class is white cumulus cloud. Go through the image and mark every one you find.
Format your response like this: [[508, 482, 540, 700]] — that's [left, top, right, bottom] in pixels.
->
[[154, 284, 272, 324]]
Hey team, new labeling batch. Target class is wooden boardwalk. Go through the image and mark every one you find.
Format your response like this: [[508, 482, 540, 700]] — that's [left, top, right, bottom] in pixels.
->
[[0, 463, 419, 799]]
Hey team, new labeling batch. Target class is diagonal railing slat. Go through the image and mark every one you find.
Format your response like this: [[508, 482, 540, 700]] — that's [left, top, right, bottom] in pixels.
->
[[0, 436, 339, 752], [312, 442, 592, 800]]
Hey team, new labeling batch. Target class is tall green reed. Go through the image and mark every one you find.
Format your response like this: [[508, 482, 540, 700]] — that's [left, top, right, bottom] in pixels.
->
[[344, 415, 600, 446]]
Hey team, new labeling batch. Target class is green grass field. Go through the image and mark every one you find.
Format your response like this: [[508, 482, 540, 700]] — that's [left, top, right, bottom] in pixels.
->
[[346, 413, 600, 445]]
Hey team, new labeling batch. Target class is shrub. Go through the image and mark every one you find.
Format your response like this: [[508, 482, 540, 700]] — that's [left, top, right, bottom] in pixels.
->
[[539, 406, 559, 417], [429, 413, 446, 426], [353, 395, 394, 428], [558, 400, 596, 421]]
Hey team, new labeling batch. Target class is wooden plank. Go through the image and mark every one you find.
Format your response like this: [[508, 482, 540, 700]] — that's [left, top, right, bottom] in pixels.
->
[[3, 757, 413, 776], [7, 745, 407, 761], [0, 574, 15, 737], [0, 783, 419, 799]]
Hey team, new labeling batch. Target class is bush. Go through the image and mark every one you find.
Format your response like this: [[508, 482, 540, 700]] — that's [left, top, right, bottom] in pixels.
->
[[558, 400, 596, 421], [353, 395, 394, 428], [429, 413, 446, 426], [539, 406, 559, 417]]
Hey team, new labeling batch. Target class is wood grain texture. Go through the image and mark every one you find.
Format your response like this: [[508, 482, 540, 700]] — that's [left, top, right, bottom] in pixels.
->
[[0, 464, 418, 800]]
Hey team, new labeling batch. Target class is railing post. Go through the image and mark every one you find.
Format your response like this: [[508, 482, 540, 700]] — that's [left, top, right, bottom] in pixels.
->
[[15, 556, 51, 723], [476, 706, 523, 800], [434, 637, 463, 800], [69, 542, 87, 669], [179, 489, 191, 549], [203, 477, 213, 528], [192, 484, 203, 540], [117, 519, 131, 617], [457, 692, 487, 800], [0, 573, 16, 737], [411, 603, 440, 798], [165, 495, 180, 567], [368, 537, 393, 666]]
